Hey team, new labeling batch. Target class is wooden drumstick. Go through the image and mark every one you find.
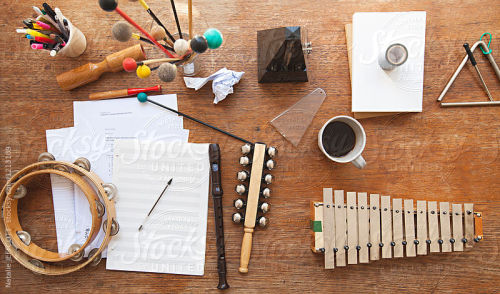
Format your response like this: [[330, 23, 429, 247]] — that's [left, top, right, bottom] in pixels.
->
[[188, 0, 193, 38], [56, 44, 146, 91], [89, 85, 161, 100]]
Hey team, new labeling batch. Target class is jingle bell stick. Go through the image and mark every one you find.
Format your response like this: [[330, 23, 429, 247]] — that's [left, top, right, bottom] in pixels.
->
[[89, 85, 161, 100]]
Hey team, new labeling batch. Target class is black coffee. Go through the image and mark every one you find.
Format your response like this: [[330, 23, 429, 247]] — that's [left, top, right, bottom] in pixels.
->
[[321, 121, 356, 157]]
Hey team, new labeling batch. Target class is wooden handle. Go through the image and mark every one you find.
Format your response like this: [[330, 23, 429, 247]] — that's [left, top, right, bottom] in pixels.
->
[[89, 89, 129, 100], [56, 44, 146, 91], [239, 227, 254, 273]]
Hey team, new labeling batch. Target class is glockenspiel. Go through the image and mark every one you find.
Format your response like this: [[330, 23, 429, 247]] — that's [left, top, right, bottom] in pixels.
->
[[311, 189, 483, 269]]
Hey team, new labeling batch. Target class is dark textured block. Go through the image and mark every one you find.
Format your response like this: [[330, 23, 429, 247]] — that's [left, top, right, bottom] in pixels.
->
[[257, 26, 308, 83]]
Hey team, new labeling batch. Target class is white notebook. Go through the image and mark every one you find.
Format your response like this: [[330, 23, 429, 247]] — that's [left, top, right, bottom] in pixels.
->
[[106, 140, 209, 275], [352, 11, 427, 112]]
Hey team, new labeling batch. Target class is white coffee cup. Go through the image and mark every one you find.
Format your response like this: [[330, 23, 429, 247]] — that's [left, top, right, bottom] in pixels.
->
[[318, 115, 367, 169]]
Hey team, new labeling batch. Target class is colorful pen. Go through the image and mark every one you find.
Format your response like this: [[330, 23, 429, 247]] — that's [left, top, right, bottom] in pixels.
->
[[16, 28, 52, 39], [26, 34, 56, 45], [31, 43, 53, 50]]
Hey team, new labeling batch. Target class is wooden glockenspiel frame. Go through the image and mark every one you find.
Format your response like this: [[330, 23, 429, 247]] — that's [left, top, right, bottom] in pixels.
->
[[310, 189, 483, 269]]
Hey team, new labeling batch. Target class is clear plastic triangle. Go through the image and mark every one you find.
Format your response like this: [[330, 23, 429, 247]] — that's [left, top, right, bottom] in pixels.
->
[[270, 88, 326, 146]]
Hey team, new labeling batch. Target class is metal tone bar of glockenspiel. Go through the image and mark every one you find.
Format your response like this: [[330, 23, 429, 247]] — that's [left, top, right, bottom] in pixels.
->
[[334, 190, 347, 267], [357, 193, 369, 263], [416, 200, 428, 255], [381, 196, 392, 259], [369, 194, 380, 261], [428, 201, 440, 253], [322, 188, 335, 269], [404, 199, 416, 257], [440, 202, 452, 252], [464, 203, 474, 248], [392, 198, 404, 258], [452, 204, 464, 252], [346, 192, 358, 264]]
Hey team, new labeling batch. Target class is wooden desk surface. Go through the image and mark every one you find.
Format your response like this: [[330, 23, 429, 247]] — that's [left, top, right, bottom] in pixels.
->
[[1, 0, 499, 292]]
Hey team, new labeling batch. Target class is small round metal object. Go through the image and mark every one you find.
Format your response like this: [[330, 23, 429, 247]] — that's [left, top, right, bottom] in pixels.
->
[[333, 248, 338, 253], [367, 243, 372, 248], [356, 245, 361, 251], [261, 187, 271, 198], [379, 242, 384, 247], [232, 212, 243, 224], [466, 210, 472, 215], [431, 211, 435, 214], [16, 231, 31, 246], [414, 240, 419, 245], [74, 157, 91, 172], [462, 238, 467, 243], [8, 184, 27, 199], [426, 240, 431, 245], [449, 238, 455, 244], [257, 216, 268, 227], [235, 184, 247, 195], [68, 244, 84, 262], [265, 159, 275, 170], [379, 43, 408, 70], [263, 174, 273, 184], [267, 146, 278, 158], [237, 171, 249, 182], [38, 152, 55, 162], [260, 202, 270, 213], [53, 164, 71, 173], [361, 206, 364, 209], [443, 211, 447, 215], [384, 208, 388, 211], [395, 209, 399, 213], [438, 239, 444, 244], [402, 241, 407, 246], [29, 259, 45, 269], [373, 206, 377, 210], [102, 183, 118, 201], [241, 144, 252, 155], [102, 218, 119, 236], [390, 241, 396, 247], [239, 156, 250, 166], [95, 200, 105, 217], [234, 198, 245, 209], [350, 206, 354, 209], [344, 245, 349, 251], [88, 248, 102, 267]]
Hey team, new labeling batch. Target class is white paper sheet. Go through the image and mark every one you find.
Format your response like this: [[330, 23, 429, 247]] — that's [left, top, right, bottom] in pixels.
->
[[106, 140, 209, 275], [47, 94, 189, 257], [352, 12, 426, 112], [73, 94, 179, 125]]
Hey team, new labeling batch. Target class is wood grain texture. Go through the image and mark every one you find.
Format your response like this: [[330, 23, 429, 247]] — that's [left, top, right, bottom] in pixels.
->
[[0, 0, 499, 292]]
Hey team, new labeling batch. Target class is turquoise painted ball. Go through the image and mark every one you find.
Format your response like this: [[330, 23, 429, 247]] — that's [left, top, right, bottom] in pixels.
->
[[137, 92, 148, 102], [203, 28, 223, 49]]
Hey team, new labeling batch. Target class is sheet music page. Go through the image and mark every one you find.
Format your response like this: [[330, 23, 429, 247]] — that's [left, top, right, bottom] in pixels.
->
[[106, 140, 209, 275]]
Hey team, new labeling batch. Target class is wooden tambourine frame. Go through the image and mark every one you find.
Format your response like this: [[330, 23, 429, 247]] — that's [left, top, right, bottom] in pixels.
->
[[0, 159, 117, 275]]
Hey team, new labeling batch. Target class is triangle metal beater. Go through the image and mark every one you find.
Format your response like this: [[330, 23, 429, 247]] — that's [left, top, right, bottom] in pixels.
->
[[437, 41, 500, 107]]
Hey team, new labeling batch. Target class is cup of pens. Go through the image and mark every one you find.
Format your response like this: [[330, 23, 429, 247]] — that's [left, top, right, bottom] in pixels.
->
[[18, 3, 86, 58]]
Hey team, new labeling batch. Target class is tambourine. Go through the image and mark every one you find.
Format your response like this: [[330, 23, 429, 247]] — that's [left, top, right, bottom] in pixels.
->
[[0, 152, 118, 275]]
